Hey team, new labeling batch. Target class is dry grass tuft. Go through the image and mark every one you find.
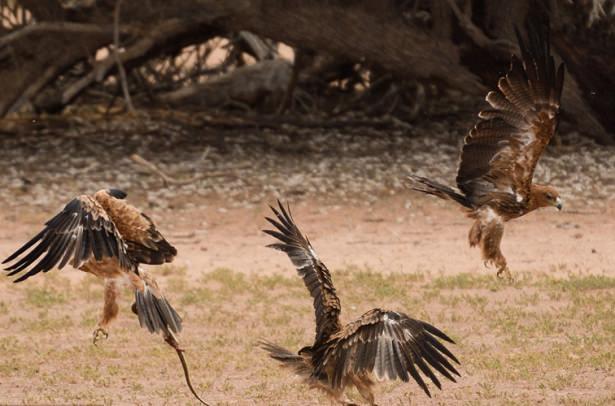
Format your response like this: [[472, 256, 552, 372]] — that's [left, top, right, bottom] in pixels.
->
[[0, 266, 613, 404]]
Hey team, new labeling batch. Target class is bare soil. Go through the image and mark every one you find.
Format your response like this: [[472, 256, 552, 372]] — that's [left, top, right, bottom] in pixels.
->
[[0, 115, 613, 405]]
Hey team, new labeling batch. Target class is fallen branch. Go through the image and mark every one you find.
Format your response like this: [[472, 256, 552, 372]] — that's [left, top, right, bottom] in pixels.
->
[[0, 24, 113, 114], [157, 59, 291, 109], [0, 0, 611, 142], [237, 31, 277, 61], [7, 64, 61, 114], [130, 153, 240, 187]]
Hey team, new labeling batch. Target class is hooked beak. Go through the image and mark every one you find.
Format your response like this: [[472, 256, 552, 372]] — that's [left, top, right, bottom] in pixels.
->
[[555, 197, 563, 211]]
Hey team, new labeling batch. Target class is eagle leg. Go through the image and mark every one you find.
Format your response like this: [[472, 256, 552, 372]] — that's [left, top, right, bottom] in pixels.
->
[[321, 385, 352, 405], [93, 278, 120, 345], [474, 211, 513, 280], [337, 394, 357, 405], [351, 375, 376, 405], [493, 248, 513, 282]]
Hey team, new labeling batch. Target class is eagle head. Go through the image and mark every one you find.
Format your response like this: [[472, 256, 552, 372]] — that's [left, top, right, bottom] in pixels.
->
[[532, 185, 562, 211], [107, 188, 127, 200]]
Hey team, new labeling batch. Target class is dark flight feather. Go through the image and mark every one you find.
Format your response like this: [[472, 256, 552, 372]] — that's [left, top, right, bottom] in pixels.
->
[[319, 309, 460, 397], [263, 200, 342, 345], [3, 197, 132, 282], [455, 14, 565, 208], [125, 212, 177, 265]]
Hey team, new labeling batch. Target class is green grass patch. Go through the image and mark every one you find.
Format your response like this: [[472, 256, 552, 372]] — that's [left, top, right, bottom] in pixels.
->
[[544, 274, 615, 291], [428, 272, 508, 290], [24, 286, 68, 307], [3, 266, 614, 404]]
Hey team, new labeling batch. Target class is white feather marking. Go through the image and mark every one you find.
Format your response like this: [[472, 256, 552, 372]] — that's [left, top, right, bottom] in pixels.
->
[[484, 207, 497, 222], [403, 329, 415, 341], [519, 131, 534, 146], [375, 339, 386, 379], [308, 246, 319, 260]]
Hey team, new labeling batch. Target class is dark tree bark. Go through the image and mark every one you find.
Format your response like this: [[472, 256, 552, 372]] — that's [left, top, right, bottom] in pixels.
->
[[220, 0, 484, 93], [0, 0, 486, 116], [158, 59, 292, 110], [553, 33, 615, 138], [458, 0, 613, 144], [0, 23, 113, 114], [0, 0, 613, 143]]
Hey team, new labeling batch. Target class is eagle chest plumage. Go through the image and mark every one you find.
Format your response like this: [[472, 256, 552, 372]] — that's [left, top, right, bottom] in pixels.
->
[[80, 257, 125, 279], [488, 197, 528, 221]]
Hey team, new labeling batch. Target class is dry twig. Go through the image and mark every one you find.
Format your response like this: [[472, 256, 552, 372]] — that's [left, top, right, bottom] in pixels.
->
[[112, 0, 135, 113], [130, 153, 240, 187]]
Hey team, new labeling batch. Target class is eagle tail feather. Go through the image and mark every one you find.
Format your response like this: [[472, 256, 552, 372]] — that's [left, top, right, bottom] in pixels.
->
[[133, 281, 182, 335], [259, 340, 312, 378], [407, 175, 472, 209]]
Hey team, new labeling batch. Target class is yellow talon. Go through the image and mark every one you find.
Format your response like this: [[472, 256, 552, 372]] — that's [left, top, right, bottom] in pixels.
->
[[92, 327, 109, 346], [496, 267, 514, 283]]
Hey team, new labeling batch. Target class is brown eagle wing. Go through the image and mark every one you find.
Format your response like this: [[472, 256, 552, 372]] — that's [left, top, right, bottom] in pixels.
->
[[263, 201, 342, 345], [319, 309, 459, 397], [456, 16, 564, 207], [123, 212, 177, 265], [2, 196, 132, 282], [97, 195, 177, 265]]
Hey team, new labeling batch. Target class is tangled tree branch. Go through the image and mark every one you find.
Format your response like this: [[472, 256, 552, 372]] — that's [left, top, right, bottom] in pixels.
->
[[0, 0, 613, 143]]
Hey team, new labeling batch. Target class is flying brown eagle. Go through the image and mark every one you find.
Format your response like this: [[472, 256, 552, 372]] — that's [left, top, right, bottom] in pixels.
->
[[260, 201, 459, 404], [3, 188, 208, 405], [407, 15, 565, 280]]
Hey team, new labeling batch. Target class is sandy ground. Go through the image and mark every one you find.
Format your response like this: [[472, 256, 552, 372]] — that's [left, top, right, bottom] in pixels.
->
[[171, 195, 615, 279], [2, 194, 613, 282], [0, 194, 613, 405], [0, 115, 613, 404]]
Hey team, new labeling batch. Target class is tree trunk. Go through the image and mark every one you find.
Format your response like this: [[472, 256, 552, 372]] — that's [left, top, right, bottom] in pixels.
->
[[0, 0, 612, 142], [0, 0, 486, 116]]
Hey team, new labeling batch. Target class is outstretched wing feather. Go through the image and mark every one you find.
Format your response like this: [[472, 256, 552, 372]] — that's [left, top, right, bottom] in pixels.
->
[[263, 201, 342, 345], [2, 196, 132, 282], [319, 309, 459, 397], [456, 15, 564, 206]]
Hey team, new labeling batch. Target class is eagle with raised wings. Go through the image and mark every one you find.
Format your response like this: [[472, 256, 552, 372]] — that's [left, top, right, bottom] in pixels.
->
[[260, 201, 460, 404], [408, 15, 565, 280], [3, 188, 208, 404]]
